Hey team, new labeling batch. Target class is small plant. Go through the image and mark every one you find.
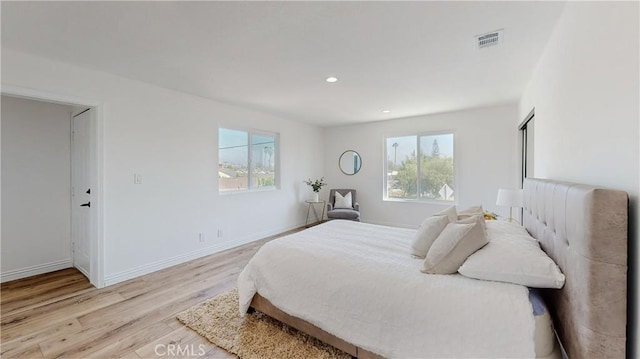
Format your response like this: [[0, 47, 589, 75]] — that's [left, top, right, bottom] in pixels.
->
[[304, 177, 326, 193], [483, 211, 499, 220]]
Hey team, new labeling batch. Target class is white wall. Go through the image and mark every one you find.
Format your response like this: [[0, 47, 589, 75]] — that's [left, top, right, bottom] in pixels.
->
[[1, 96, 73, 280], [1, 49, 325, 285], [518, 2, 639, 356], [323, 104, 519, 228]]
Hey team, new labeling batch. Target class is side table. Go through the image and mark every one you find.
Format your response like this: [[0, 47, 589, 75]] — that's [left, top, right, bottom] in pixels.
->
[[305, 200, 326, 227]]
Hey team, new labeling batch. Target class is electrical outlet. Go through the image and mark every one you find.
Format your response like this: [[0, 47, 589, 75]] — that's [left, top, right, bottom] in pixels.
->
[[198, 232, 205, 242], [217, 229, 222, 238], [134, 173, 143, 184]]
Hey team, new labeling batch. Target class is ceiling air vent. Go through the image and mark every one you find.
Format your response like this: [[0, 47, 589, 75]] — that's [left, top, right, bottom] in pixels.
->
[[476, 30, 503, 49]]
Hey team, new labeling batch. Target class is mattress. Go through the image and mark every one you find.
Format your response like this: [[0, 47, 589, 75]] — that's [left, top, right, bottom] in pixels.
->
[[238, 220, 558, 358], [530, 289, 559, 358]]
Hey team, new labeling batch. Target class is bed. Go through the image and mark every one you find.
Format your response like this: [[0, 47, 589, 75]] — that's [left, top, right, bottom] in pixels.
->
[[238, 178, 629, 358]]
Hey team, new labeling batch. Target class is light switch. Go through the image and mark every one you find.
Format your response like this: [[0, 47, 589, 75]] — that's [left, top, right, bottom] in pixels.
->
[[134, 173, 143, 184]]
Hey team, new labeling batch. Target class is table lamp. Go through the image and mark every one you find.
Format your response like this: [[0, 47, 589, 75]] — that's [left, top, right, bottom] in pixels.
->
[[496, 188, 523, 222]]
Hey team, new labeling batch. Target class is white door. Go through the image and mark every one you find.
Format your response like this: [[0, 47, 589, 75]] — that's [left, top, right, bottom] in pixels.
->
[[71, 109, 91, 277]]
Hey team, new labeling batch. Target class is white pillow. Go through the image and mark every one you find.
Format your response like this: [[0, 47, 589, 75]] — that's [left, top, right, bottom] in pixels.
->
[[458, 211, 487, 235], [334, 191, 353, 209], [433, 205, 457, 223], [411, 215, 450, 258], [422, 215, 488, 274], [485, 220, 531, 236], [458, 235, 565, 289], [457, 205, 484, 220]]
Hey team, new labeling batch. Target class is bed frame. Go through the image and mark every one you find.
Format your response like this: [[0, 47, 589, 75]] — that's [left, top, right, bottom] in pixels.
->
[[249, 294, 382, 359], [522, 178, 628, 358], [249, 178, 629, 358]]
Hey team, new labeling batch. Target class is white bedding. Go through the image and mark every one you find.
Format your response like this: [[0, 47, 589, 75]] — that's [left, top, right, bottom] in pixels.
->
[[238, 220, 536, 358]]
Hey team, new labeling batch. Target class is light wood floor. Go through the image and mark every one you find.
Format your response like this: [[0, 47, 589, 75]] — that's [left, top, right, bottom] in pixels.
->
[[1, 230, 298, 358]]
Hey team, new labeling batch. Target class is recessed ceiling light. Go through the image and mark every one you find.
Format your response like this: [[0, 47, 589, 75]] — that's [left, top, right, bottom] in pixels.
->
[[325, 76, 338, 83], [382, 109, 391, 114]]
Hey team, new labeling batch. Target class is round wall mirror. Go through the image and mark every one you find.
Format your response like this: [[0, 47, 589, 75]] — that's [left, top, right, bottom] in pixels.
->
[[339, 150, 362, 175]]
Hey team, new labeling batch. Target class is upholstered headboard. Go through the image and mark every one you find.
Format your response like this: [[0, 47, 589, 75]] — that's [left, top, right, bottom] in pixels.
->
[[522, 178, 628, 358]]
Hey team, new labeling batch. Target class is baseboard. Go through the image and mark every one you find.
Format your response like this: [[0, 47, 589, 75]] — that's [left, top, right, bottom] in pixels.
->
[[103, 222, 305, 287], [1, 259, 73, 283]]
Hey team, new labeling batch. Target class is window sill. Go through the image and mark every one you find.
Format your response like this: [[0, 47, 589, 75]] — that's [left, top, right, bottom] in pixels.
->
[[383, 197, 456, 205], [219, 186, 279, 195]]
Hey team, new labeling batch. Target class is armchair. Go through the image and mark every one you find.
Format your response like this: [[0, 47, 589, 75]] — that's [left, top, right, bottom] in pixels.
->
[[327, 189, 360, 222]]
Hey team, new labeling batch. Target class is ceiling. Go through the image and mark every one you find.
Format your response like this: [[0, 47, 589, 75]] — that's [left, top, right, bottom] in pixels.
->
[[1, 1, 565, 127]]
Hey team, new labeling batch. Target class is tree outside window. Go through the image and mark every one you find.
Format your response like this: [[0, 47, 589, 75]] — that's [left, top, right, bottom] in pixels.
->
[[385, 133, 454, 201]]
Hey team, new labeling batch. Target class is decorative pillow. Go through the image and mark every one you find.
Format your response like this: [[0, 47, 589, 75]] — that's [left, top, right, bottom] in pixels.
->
[[334, 191, 353, 209], [457, 211, 487, 235], [433, 205, 457, 223], [422, 215, 488, 274], [411, 215, 450, 258], [457, 205, 484, 220], [458, 235, 565, 289]]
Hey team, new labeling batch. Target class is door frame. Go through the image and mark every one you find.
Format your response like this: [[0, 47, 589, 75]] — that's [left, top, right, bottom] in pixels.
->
[[517, 107, 535, 223], [518, 107, 535, 186], [2, 85, 105, 288]]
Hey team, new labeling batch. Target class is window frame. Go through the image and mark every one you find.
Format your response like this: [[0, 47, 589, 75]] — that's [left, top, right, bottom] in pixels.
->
[[383, 130, 457, 203], [218, 126, 280, 194]]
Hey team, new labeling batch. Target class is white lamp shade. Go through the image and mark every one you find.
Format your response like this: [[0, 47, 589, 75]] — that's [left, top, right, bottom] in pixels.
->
[[496, 188, 523, 207]]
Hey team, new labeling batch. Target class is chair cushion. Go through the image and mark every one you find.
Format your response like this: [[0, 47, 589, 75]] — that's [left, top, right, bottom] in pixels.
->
[[334, 191, 353, 209], [327, 209, 360, 221]]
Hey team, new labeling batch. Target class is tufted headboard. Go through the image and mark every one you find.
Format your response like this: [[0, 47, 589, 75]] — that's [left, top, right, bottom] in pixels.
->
[[522, 178, 628, 358]]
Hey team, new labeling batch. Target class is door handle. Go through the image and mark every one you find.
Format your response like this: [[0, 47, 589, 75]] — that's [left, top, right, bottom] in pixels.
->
[[81, 202, 91, 207]]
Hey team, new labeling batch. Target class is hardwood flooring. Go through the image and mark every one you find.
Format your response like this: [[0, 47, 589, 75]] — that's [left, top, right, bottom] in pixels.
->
[[1, 230, 298, 358]]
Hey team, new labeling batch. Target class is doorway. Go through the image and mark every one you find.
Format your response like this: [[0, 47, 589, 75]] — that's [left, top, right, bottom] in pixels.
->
[[1, 85, 104, 288]]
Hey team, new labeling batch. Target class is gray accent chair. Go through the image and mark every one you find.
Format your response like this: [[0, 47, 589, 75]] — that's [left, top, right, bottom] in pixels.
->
[[327, 189, 360, 222]]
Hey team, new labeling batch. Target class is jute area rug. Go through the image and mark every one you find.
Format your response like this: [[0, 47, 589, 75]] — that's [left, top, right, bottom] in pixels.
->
[[177, 288, 351, 359]]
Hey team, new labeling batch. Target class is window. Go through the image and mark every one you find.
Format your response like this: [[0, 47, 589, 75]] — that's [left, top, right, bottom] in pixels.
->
[[385, 132, 455, 201], [218, 128, 278, 192]]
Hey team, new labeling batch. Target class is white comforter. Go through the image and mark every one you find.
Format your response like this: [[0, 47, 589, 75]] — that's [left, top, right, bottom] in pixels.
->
[[238, 220, 535, 358]]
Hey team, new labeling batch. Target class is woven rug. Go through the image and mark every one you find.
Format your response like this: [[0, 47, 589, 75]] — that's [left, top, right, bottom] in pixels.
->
[[177, 288, 351, 359]]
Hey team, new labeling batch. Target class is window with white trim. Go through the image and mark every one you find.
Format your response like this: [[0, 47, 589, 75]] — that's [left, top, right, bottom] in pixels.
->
[[385, 132, 455, 201], [218, 128, 278, 192]]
